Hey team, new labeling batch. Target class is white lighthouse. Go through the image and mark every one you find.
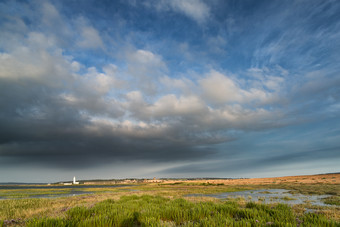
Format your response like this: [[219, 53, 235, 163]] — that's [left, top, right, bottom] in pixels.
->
[[73, 176, 79, 184]]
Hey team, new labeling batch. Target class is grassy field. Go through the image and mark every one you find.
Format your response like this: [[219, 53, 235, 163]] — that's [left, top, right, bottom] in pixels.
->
[[0, 174, 339, 226]]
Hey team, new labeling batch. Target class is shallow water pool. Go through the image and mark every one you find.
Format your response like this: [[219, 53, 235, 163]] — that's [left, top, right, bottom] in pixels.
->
[[0, 185, 134, 199], [187, 189, 333, 206]]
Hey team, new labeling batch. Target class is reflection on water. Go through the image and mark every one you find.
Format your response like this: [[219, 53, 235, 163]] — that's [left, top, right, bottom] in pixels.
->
[[0, 191, 93, 200], [0, 185, 135, 200], [28, 190, 94, 199], [187, 189, 332, 206], [0, 185, 132, 190]]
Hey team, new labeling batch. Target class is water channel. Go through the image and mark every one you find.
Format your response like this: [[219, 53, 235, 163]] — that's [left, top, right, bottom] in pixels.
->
[[0, 185, 133, 199], [187, 189, 333, 207]]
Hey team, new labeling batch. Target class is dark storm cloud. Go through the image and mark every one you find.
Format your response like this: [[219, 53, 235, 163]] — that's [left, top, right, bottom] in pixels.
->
[[0, 137, 216, 169], [0, 77, 217, 168]]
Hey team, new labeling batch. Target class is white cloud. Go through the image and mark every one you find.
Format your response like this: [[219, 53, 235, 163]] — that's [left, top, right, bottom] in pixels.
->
[[123, 91, 149, 120], [79, 65, 122, 96], [71, 61, 81, 72], [126, 49, 167, 95], [75, 17, 104, 49], [199, 70, 244, 104], [160, 76, 195, 95], [126, 91, 144, 102], [129, 50, 166, 68], [42, 2, 63, 27], [40, 1, 73, 47], [264, 76, 284, 91], [150, 94, 206, 118], [87, 117, 169, 139], [0, 32, 71, 83], [27, 32, 56, 49], [168, 0, 210, 23], [78, 26, 104, 49], [142, 0, 210, 24]]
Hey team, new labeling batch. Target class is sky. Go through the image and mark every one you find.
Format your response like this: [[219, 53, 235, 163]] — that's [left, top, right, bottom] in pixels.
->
[[0, 0, 339, 183]]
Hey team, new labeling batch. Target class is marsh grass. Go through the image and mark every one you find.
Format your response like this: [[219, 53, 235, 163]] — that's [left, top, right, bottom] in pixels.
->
[[259, 191, 272, 194], [257, 196, 265, 202], [323, 196, 340, 206], [24, 195, 339, 227], [0, 193, 124, 221], [0, 189, 75, 199], [261, 183, 340, 196], [282, 196, 297, 201], [1, 183, 339, 226], [138, 183, 254, 195]]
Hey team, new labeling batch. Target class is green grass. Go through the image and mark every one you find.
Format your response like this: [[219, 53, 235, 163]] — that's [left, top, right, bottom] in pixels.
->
[[24, 195, 338, 227], [281, 196, 297, 201], [323, 196, 340, 206]]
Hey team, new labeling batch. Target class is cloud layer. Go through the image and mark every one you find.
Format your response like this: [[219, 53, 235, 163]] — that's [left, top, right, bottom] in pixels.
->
[[0, 0, 339, 181]]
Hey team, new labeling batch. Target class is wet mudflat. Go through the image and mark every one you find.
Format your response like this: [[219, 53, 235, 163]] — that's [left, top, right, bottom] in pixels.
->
[[187, 189, 333, 206]]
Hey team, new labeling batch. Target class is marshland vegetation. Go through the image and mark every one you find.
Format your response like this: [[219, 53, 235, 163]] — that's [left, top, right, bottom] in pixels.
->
[[0, 174, 339, 226]]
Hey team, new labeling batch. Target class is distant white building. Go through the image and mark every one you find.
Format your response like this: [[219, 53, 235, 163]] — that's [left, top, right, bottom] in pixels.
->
[[73, 176, 79, 184], [62, 176, 80, 185]]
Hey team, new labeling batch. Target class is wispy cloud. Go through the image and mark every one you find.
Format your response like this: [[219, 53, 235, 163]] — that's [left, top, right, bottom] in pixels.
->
[[132, 0, 210, 24], [166, 0, 210, 24]]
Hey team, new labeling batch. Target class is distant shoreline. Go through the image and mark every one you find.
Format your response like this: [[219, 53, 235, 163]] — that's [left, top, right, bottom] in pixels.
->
[[1, 172, 338, 186]]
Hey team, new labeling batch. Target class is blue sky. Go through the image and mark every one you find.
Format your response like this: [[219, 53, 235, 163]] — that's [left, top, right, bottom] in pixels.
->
[[0, 0, 339, 182]]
